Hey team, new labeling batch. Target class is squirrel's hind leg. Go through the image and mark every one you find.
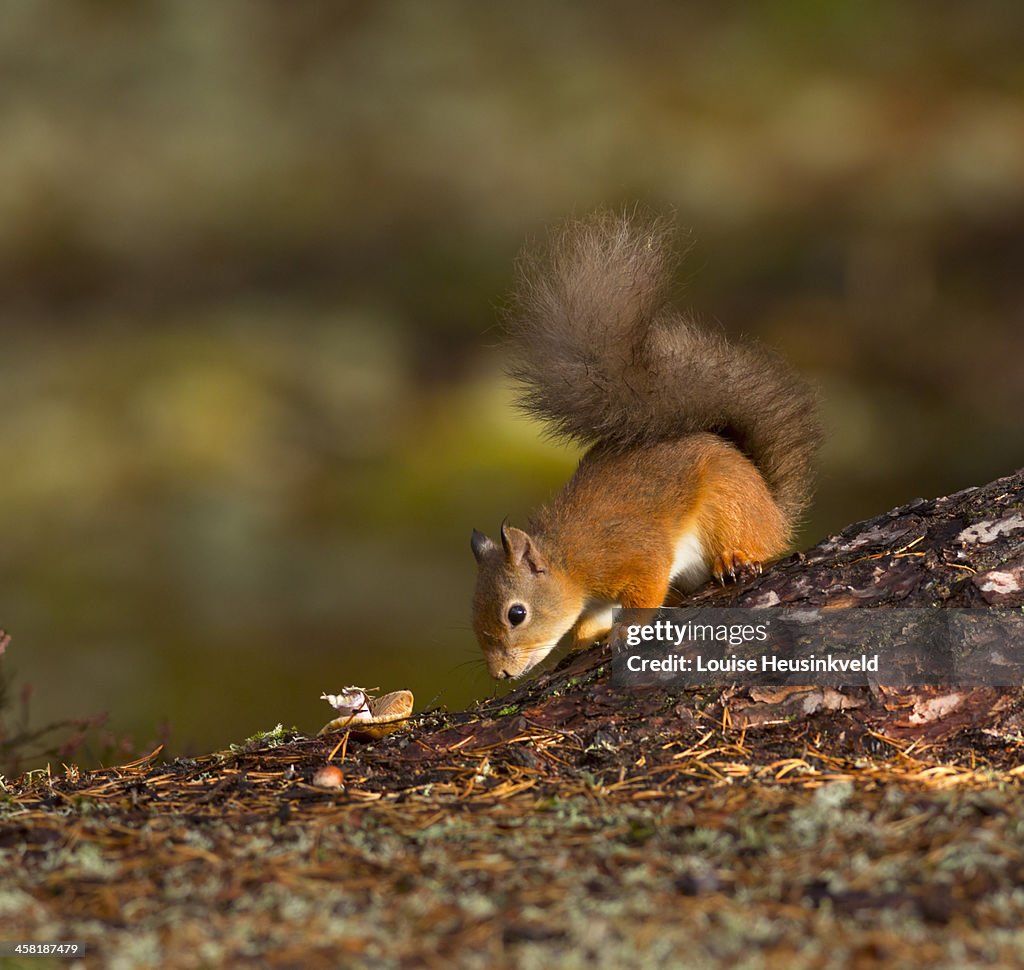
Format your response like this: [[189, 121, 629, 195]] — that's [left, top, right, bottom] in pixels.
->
[[695, 443, 790, 585], [711, 550, 764, 585]]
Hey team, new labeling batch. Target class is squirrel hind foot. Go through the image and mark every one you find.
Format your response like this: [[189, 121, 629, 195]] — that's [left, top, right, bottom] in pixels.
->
[[711, 551, 763, 586]]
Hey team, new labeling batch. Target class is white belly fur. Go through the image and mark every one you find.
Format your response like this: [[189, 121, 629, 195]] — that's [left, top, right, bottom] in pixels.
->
[[670, 529, 710, 592]]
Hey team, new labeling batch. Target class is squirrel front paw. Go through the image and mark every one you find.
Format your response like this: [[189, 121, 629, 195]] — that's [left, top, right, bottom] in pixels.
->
[[712, 551, 763, 585]]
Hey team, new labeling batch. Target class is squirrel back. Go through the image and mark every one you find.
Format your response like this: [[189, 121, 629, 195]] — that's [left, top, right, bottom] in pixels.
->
[[504, 210, 821, 522]]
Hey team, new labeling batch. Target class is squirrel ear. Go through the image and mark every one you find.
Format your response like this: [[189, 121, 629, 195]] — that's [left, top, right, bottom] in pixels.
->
[[500, 523, 547, 575], [471, 529, 497, 563]]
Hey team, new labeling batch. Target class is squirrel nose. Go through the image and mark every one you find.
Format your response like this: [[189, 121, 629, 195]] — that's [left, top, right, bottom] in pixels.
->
[[498, 669, 512, 680]]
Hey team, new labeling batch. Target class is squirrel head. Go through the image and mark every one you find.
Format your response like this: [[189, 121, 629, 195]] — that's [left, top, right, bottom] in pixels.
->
[[470, 523, 582, 679]]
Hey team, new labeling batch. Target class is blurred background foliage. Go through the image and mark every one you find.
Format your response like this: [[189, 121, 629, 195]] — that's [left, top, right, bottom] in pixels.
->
[[1, 1, 1022, 768]]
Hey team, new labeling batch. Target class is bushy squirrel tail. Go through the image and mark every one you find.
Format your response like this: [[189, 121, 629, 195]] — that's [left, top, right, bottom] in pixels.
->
[[504, 209, 822, 521]]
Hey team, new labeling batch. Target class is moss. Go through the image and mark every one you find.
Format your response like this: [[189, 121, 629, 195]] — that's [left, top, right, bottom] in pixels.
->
[[229, 723, 299, 752]]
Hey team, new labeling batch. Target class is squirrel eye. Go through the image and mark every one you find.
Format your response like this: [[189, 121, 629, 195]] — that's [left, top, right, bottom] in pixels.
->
[[507, 603, 527, 626]]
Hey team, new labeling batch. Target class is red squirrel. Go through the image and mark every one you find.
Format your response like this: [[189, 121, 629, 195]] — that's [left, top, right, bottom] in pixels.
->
[[470, 211, 821, 679]]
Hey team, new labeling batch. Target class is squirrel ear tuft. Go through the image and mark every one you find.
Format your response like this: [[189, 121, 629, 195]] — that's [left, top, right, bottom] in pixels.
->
[[471, 529, 497, 563], [499, 519, 514, 557], [500, 523, 547, 575]]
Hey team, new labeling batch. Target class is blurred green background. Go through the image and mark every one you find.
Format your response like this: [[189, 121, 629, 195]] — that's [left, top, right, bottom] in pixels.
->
[[1, 1, 1022, 767]]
